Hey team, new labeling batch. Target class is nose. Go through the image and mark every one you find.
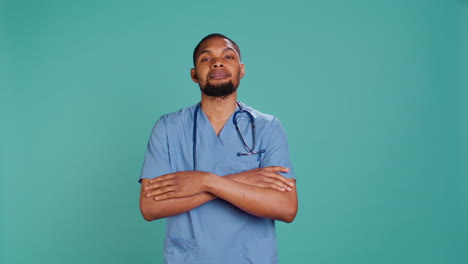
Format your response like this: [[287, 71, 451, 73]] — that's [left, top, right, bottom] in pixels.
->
[[212, 58, 224, 68]]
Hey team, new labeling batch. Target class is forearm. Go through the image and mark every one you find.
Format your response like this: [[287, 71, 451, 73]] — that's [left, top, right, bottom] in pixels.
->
[[140, 192, 216, 221], [140, 176, 216, 221], [140, 170, 297, 222], [140, 174, 250, 221], [205, 175, 297, 223]]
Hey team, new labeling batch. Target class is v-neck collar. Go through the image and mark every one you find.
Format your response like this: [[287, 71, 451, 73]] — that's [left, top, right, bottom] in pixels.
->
[[197, 103, 240, 143]]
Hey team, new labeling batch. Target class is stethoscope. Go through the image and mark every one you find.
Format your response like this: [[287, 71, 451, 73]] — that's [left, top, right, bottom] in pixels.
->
[[192, 102, 266, 170]]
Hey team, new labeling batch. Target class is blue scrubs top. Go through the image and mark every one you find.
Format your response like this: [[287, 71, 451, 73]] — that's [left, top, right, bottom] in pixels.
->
[[140, 102, 295, 264]]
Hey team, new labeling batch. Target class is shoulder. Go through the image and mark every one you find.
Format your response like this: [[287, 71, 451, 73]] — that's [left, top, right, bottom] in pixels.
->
[[239, 102, 289, 143], [157, 103, 198, 126], [148, 104, 198, 136], [239, 101, 280, 128]]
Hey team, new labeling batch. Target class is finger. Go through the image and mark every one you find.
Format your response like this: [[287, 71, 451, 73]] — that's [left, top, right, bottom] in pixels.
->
[[149, 174, 175, 184], [272, 174, 295, 188], [263, 166, 290, 173], [248, 180, 283, 191], [262, 171, 295, 188], [145, 179, 177, 191], [154, 191, 177, 201], [262, 171, 292, 185], [146, 186, 176, 197], [262, 177, 292, 191], [257, 181, 288, 192]]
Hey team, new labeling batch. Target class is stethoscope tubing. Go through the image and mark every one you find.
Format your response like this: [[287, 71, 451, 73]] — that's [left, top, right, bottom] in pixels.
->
[[192, 102, 265, 170]]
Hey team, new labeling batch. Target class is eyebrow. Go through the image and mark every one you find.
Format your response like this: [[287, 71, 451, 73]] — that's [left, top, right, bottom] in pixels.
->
[[198, 47, 236, 56]]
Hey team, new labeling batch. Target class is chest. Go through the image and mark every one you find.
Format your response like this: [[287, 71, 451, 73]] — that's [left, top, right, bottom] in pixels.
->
[[166, 118, 264, 175], [210, 120, 228, 136]]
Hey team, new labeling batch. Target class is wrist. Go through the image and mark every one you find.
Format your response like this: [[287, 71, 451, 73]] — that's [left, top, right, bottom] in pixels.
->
[[202, 172, 217, 192], [224, 173, 236, 180]]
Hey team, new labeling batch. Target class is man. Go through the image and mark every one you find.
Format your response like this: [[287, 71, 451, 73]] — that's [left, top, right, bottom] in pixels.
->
[[139, 33, 298, 264]]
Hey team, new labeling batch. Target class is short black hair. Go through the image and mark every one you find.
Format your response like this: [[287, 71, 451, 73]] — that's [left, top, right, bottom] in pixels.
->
[[193, 33, 241, 66]]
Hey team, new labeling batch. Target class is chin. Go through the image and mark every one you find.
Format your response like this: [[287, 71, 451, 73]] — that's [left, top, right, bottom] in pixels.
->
[[208, 79, 230, 85]]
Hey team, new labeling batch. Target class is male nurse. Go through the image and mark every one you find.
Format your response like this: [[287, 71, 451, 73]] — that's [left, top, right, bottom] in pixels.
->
[[139, 33, 298, 264]]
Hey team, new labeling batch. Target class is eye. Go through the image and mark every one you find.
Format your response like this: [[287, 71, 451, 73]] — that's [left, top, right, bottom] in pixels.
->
[[225, 55, 233, 60], [200, 57, 210, 63]]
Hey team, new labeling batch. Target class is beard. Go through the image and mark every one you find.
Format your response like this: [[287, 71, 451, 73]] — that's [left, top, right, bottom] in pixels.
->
[[200, 78, 239, 98]]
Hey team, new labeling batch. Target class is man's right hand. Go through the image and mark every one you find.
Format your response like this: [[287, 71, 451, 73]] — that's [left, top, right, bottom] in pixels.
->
[[226, 166, 295, 192]]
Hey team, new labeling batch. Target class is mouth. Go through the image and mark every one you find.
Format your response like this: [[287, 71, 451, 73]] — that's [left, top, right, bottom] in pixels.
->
[[208, 70, 230, 80]]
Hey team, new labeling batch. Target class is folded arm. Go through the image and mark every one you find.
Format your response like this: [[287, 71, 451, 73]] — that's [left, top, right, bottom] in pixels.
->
[[205, 173, 297, 222], [139, 180, 215, 221], [139, 166, 297, 222]]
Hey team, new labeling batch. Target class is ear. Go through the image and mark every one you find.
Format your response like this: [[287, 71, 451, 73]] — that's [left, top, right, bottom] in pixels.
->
[[190, 68, 199, 83], [239, 63, 245, 79]]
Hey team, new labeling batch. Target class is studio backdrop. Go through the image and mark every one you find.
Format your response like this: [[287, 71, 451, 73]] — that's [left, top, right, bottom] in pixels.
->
[[1, 0, 467, 263]]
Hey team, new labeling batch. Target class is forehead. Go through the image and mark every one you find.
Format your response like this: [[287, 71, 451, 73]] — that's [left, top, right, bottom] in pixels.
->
[[197, 37, 237, 55]]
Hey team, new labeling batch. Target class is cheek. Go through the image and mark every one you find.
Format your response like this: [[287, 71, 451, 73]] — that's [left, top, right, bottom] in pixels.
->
[[195, 70, 207, 83], [234, 64, 243, 75], [200, 74, 209, 84], [233, 67, 242, 79]]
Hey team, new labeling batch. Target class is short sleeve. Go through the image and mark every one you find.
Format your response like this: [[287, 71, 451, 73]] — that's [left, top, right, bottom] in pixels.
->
[[139, 117, 171, 183], [261, 118, 295, 179]]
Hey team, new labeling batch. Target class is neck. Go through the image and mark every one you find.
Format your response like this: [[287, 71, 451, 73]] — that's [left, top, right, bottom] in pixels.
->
[[200, 92, 238, 122]]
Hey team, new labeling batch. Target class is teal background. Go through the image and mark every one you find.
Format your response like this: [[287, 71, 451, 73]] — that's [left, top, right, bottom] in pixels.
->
[[2, 0, 467, 263]]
